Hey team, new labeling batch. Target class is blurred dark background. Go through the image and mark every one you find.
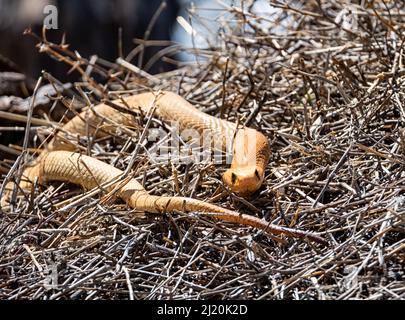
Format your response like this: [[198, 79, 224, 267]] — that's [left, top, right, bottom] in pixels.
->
[[0, 0, 181, 78]]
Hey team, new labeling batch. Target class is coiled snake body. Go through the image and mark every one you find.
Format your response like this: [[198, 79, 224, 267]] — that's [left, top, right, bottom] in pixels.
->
[[1, 91, 325, 243]]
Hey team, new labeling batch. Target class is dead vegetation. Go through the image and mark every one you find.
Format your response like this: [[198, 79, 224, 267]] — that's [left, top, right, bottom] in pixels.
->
[[0, 0, 404, 299]]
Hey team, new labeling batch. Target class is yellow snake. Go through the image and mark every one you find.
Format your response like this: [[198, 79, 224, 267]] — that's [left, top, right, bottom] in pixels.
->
[[1, 91, 326, 243]]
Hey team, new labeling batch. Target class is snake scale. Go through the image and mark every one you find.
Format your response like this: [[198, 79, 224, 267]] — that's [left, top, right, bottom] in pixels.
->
[[1, 91, 326, 244]]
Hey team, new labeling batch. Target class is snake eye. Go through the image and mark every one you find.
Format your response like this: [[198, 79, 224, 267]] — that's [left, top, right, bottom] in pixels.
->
[[231, 172, 237, 184], [254, 169, 260, 180]]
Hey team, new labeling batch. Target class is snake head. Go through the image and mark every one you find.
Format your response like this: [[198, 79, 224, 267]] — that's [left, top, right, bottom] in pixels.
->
[[222, 166, 264, 197]]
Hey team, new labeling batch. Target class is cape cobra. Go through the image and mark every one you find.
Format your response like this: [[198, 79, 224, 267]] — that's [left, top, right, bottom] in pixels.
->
[[1, 91, 326, 243]]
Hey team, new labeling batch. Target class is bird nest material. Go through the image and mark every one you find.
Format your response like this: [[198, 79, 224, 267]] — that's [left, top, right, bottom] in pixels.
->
[[0, 0, 404, 300]]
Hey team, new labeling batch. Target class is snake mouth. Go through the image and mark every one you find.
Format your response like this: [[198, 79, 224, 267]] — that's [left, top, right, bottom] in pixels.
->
[[222, 166, 264, 196]]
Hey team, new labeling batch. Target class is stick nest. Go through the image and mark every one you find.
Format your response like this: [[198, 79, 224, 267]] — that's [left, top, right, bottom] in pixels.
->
[[0, 0, 404, 299]]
